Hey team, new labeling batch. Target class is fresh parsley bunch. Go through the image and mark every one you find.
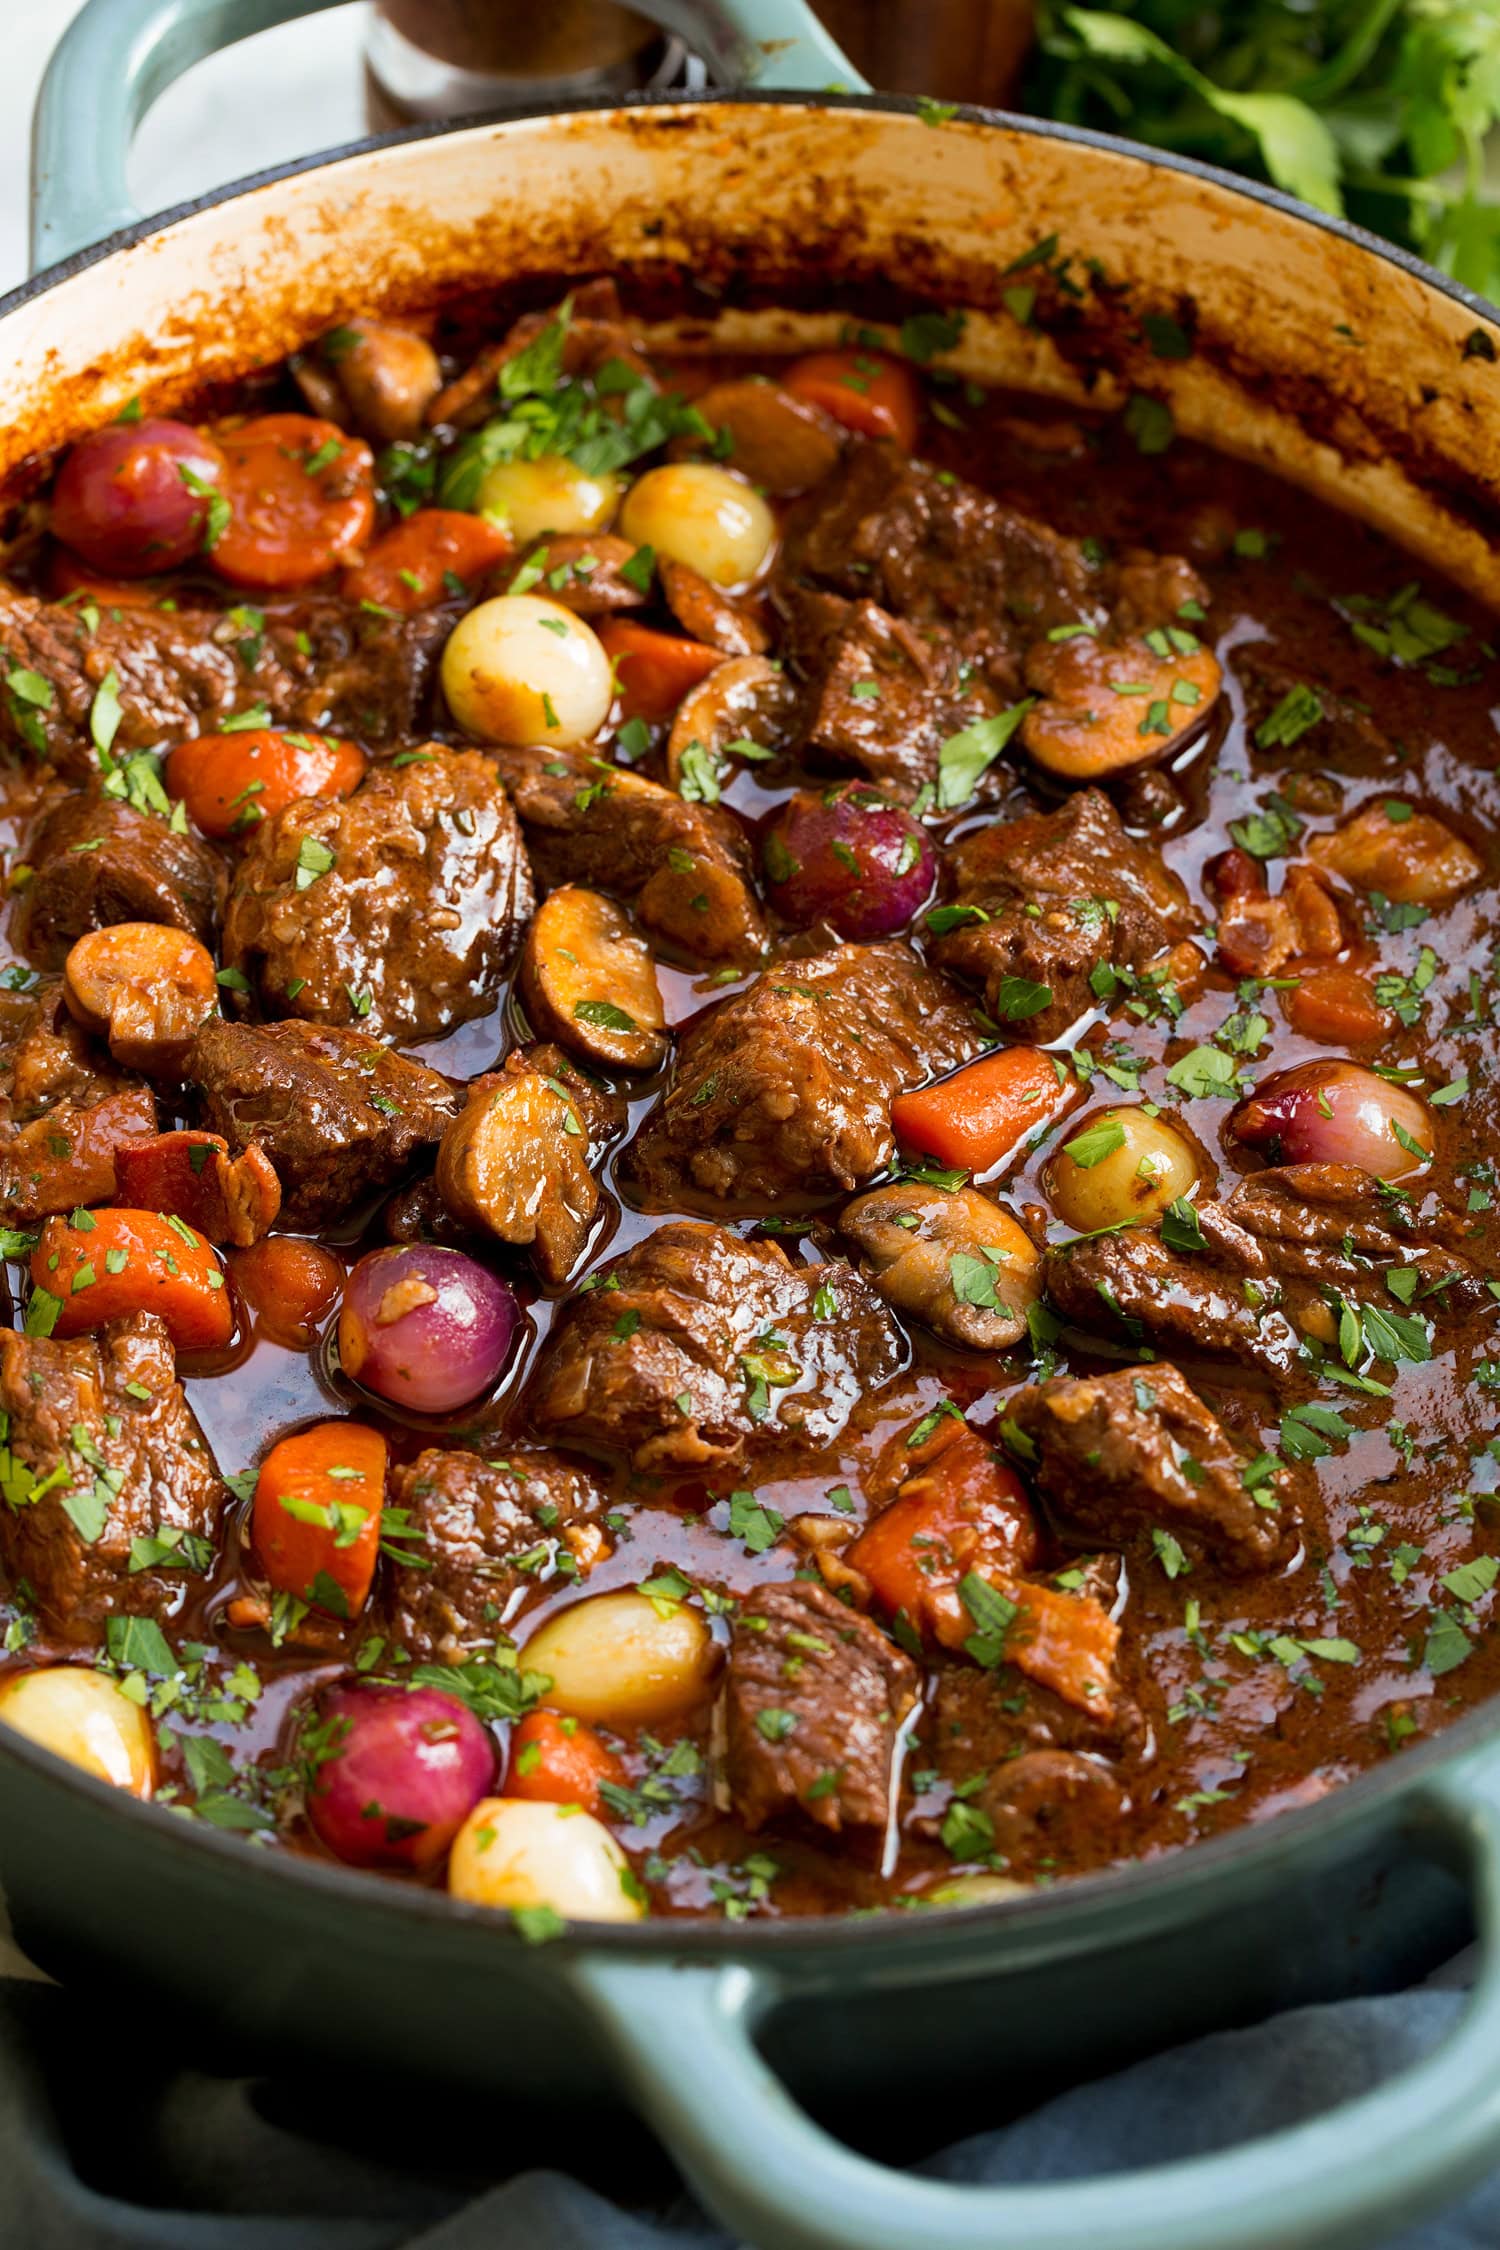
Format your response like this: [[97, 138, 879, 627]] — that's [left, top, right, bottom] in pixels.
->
[[1027, 1, 1500, 301], [436, 297, 713, 510]]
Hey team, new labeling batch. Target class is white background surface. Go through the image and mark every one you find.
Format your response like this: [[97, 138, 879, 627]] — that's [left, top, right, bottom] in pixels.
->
[[3, 0, 377, 293]]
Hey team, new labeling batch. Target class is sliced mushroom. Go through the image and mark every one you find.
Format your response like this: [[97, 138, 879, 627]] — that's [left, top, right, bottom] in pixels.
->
[[491, 745, 768, 964], [1020, 630, 1222, 782], [659, 557, 770, 656], [63, 923, 218, 1076], [435, 1053, 606, 1284], [672, 379, 844, 495], [520, 887, 668, 1074], [293, 318, 441, 445], [838, 1182, 1041, 1351], [502, 533, 651, 617], [666, 655, 799, 792]]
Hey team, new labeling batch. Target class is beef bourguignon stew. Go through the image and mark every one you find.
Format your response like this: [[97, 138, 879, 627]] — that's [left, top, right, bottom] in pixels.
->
[[0, 280, 1494, 1933]]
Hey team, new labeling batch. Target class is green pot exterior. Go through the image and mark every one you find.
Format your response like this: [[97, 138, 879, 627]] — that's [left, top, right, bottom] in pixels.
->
[[11, 8, 1500, 2243], [6, 1719, 1500, 2247]]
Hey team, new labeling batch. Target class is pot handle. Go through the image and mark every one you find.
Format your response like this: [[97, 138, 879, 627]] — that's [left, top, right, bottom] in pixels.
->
[[572, 1747, 1500, 2250], [30, 0, 864, 274]]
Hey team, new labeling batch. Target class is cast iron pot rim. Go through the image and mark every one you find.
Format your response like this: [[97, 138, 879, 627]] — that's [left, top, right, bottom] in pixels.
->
[[12, 84, 1500, 326], [2, 86, 1496, 1957]]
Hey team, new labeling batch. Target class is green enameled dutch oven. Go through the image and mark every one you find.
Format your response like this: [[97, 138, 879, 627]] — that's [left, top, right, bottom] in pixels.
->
[[6, 5, 1500, 2245]]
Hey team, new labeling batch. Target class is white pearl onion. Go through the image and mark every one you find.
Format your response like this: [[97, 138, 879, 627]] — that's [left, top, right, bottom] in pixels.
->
[[475, 454, 622, 544], [448, 1796, 644, 1921], [442, 594, 613, 746], [618, 462, 775, 588], [520, 1589, 715, 1727], [0, 1666, 155, 1797]]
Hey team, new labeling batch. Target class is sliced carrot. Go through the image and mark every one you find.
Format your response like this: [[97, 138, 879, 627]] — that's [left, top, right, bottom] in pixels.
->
[[596, 617, 725, 726], [340, 507, 512, 613], [164, 728, 366, 839], [784, 351, 920, 450], [252, 1420, 387, 1618], [1283, 964, 1392, 1047], [890, 1047, 1068, 1176], [979, 1574, 1121, 1722], [852, 1414, 1039, 1640], [114, 1130, 281, 1249], [505, 1709, 626, 1816], [230, 1236, 344, 1348], [31, 1207, 232, 1352], [48, 548, 169, 609], [210, 413, 376, 589]]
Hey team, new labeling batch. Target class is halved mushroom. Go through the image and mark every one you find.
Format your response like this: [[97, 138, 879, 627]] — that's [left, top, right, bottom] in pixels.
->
[[838, 1182, 1041, 1351], [1020, 630, 1222, 782], [666, 655, 799, 792], [502, 533, 650, 616], [1307, 800, 1483, 907], [435, 1054, 606, 1283], [293, 318, 441, 444], [519, 887, 669, 1074], [63, 923, 218, 1076], [659, 557, 770, 656], [671, 378, 844, 495], [491, 745, 768, 963]]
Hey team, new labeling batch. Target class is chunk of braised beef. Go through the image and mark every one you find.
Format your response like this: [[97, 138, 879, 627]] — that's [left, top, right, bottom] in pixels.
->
[[1222, 1163, 1490, 1314], [502, 535, 646, 616], [659, 558, 770, 656], [1042, 1203, 1298, 1373], [15, 790, 224, 967], [0, 1312, 225, 1643], [221, 748, 533, 1041], [1005, 1362, 1298, 1574], [777, 442, 1103, 696], [625, 941, 981, 1209], [1233, 645, 1399, 778], [188, 1018, 456, 1229], [384, 1445, 612, 1664], [1044, 1167, 1488, 1371], [923, 1665, 1138, 1868], [775, 585, 1002, 802], [928, 787, 1198, 1042], [0, 588, 445, 781], [1110, 549, 1212, 635], [298, 605, 450, 742], [721, 1580, 918, 1835], [489, 745, 766, 963], [928, 1646, 1140, 1777], [526, 1221, 903, 1471], [0, 982, 157, 1222]]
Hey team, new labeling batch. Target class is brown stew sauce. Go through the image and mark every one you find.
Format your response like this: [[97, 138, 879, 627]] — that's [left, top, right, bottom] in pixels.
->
[[0, 292, 1496, 1923]]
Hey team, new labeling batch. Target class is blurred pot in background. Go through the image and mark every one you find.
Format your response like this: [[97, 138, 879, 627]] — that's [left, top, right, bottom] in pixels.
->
[[366, 0, 1036, 119], [367, 0, 675, 118], [814, 0, 1034, 103]]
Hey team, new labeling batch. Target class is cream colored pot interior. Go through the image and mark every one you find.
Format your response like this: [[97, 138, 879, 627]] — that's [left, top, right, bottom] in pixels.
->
[[3, 102, 1499, 601]]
